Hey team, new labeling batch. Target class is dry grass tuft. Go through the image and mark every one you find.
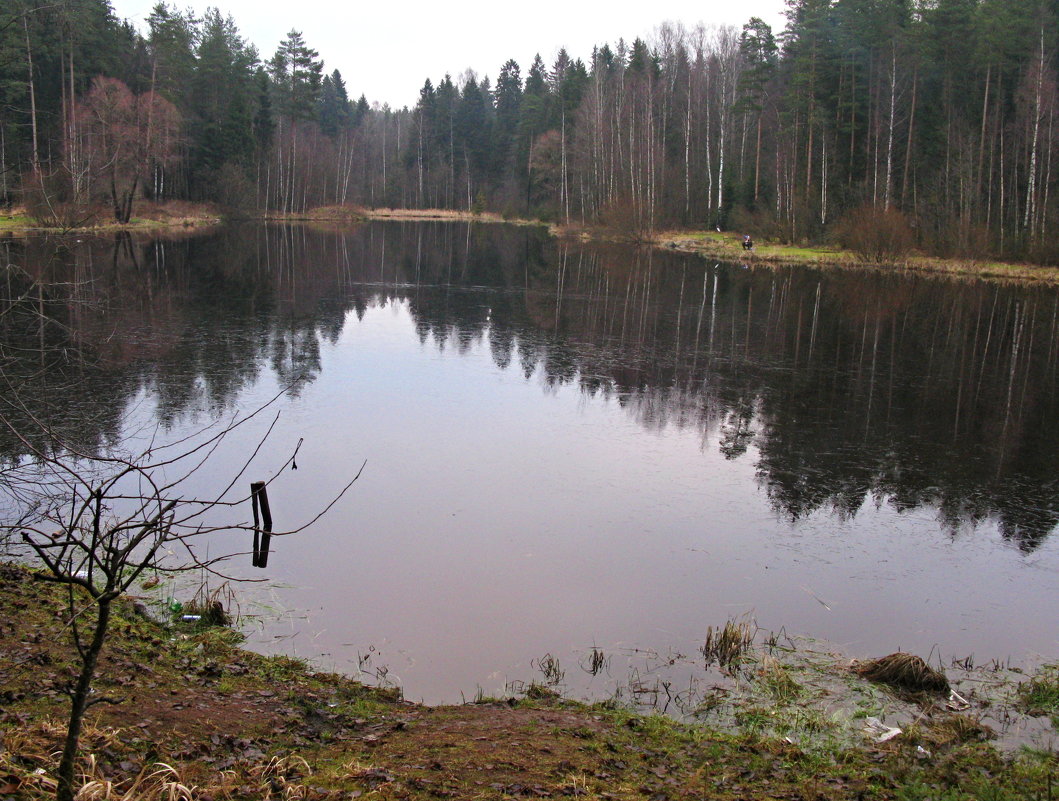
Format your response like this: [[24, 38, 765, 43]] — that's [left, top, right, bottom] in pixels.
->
[[702, 617, 756, 671], [181, 581, 235, 626], [248, 755, 313, 798], [855, 652, 950, 694], [76, 758, 195, 800], [918, 713, 995, 748], [1, 754, 197, 801]]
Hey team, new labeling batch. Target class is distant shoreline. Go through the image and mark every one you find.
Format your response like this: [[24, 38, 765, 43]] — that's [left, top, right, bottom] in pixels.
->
[[5, 202, 1059, 284], [652, 230, 1059, 284]]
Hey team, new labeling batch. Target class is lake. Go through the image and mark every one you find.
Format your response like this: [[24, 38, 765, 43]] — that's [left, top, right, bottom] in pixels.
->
[[2, 221, 1058, 705]]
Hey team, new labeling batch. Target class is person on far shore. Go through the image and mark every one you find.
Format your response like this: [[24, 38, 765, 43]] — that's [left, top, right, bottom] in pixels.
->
[[742, 234, 754, 251]]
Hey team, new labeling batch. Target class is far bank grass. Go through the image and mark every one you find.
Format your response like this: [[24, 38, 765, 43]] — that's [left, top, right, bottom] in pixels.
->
[[656, 229, 1059, 284], [0, 202, 222, 235], [267, 205, 547, 228], [6, 203, 1059, 284]]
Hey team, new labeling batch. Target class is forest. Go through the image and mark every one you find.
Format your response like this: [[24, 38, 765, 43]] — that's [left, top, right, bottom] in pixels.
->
[[4, 0, 1059, 261]]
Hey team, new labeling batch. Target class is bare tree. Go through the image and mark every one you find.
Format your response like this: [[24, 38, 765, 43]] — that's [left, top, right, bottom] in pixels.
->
[[74, 77, 182, 223], [1, 376, 360, 801]]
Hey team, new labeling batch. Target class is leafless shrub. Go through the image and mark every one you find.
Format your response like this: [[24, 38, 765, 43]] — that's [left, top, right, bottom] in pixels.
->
[[835, 204, 915, 265], [1, 389, 361, 801], [727, 206, 784, 243], [22, 168, 100, 231], [215, 164, 255, 213], [596, 200, 653, 242]]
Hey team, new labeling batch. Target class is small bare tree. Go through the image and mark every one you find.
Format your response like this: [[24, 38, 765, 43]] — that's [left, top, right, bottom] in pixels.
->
[[1, 390, 360, 801]]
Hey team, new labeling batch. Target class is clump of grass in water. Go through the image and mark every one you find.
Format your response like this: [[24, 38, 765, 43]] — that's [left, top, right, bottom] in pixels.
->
[[756, 654, 804, 704], [915, 713, 995, 747], [175, 581, 236, 627], [701, 617, 755, 671], [580, 646, 609, 677], [855, 652, 950, 694], [532, 653, 565, 686], [1016, 664, 1059, 723], [525, 682, 562, 701]]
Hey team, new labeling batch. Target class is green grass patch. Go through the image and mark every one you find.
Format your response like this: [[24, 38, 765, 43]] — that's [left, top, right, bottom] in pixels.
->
[[756, 655, 806, 703], [1016, 664, 1059, 723], [0, 214, 33, 229]]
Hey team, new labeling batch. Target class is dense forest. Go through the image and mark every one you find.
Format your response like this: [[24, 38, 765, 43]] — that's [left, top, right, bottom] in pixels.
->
[[4, 0, 1059, 261]]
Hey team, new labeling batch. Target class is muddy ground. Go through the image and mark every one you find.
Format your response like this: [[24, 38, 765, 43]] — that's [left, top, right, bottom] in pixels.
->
[[0, 563, 1056, 800]]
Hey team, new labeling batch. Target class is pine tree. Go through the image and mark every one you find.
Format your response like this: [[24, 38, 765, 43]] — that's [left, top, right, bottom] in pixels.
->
[[146, 2, 197, 103], [318, 69, 351, 137], [269, 30, 322, 122], [739, 18, 778, 204]]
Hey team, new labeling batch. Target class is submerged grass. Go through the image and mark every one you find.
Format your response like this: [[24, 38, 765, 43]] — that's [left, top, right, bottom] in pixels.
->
[[1017, 664, 1059, 724], [756, 654, 806, 704]]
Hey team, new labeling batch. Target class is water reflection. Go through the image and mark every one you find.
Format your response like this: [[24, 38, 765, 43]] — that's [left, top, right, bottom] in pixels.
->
[[3, 223, 1057, 549]]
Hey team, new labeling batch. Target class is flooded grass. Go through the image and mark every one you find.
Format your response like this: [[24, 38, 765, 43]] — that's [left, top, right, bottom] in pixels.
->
[[1016, 664, 1059, 724], [580, 646, 609, 677], [701, 616, 756, 671], [532, 652, 566, 686], [599, 625, 1056, 758]]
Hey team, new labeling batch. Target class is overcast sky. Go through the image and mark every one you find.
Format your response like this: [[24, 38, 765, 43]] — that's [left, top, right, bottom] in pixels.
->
[[108, 0, 789, 109]]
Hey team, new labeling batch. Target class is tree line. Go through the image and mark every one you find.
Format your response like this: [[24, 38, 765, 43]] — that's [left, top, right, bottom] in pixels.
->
[[4, 0, 1059, 260]]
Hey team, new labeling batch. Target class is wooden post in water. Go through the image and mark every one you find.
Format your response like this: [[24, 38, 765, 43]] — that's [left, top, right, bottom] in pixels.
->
[[251, 481, 273, 568]]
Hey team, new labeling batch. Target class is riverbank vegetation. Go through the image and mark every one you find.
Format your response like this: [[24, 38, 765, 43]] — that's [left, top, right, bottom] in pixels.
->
[[6, 1, 1059, 264], [0, 563, 1055, 799], [656, 229, 1059, 283], [5, 197, 1059, 284]]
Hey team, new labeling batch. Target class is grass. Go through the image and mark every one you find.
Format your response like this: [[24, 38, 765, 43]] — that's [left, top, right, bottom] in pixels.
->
[[1016, 664, 1059, 725], [0, 213, 33, 231], [855, 652, 951, 694], [701, 616, 757, 670], [0, 202, 221, 235], [6, 202, 1056, 284], [756, 654, 806, 704], [655, 229, 1059, 283]]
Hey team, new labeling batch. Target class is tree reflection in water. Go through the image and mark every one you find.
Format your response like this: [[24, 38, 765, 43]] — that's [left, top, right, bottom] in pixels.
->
[[2, 222, 1057, 549]]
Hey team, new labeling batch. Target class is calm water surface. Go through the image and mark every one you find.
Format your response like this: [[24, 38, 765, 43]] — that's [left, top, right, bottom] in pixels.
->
[[3, 222, 1058, 704]]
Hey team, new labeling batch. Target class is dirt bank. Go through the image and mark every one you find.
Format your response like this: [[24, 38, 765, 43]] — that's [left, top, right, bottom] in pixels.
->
[[1, 563, 1055, 799]]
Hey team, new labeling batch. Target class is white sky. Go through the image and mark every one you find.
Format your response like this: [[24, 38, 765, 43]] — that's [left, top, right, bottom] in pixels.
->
[[108, 0, 789, 109]]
